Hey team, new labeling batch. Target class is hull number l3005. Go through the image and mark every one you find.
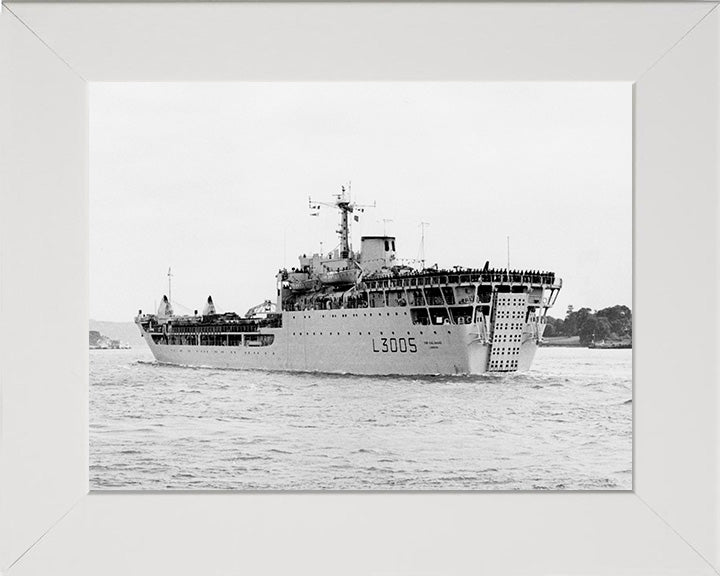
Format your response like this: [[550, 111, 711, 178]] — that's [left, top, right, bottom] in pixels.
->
[[372, 337, 418, 353]]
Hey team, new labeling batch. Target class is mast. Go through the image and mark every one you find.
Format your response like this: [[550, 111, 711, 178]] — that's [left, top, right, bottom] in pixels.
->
[[168, 267, 173, 304], [507, 236, 510, 271], [309, 184, 375, 260], [337, 190, 352, 258], [418, 221, 430, 269], [382, 218, 393, 236]]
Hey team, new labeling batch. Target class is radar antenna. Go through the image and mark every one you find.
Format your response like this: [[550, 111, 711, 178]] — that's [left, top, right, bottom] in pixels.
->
[[309, 184, 376, 259]]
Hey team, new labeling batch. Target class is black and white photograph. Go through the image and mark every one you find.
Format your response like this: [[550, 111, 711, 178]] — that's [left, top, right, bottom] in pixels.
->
[[89, 82, 631, 490]]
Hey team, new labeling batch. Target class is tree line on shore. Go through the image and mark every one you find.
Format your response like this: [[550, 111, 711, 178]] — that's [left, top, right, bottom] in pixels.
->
[[544, 305, 632, 345]]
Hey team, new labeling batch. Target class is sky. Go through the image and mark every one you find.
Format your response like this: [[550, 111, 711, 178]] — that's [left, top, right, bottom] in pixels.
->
[[90, 82, 631, 322]]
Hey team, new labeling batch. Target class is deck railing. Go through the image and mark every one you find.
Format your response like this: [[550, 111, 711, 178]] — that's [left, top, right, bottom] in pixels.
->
[[362, 270, 558, 290]]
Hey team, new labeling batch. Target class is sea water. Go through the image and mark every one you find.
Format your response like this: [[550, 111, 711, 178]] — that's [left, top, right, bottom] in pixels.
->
[[90, 347, 632, 490]]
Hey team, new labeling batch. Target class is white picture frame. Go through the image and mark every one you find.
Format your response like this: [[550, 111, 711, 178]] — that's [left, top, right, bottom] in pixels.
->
[[1, 2, 718, 574]]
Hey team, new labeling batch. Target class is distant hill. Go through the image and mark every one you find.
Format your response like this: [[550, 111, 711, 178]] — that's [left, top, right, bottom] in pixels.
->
[[89, 320, 144, 347]]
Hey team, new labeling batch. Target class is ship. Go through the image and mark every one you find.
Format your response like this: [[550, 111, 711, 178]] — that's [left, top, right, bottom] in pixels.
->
[[135, 187, 562, 375]]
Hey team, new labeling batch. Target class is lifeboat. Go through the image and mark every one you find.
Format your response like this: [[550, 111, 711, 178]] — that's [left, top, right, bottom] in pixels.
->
[[318, 268, 358, 285]]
